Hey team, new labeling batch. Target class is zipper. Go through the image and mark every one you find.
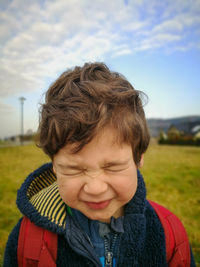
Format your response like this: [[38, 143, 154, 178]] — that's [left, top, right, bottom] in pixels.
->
[[104, 233, 118, 267], [105, 252, 113, 266]]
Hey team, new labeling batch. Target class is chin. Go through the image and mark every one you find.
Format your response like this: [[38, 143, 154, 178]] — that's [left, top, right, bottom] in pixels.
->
[[86, 211, 112, 223]]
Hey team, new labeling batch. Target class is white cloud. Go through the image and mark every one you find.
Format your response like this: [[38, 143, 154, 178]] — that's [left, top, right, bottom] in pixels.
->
[[0, 0, 199, 137], [0, 101, 14, 113], [136, 33, 182, 51], [0, 0, 199, 99], [152, 20, 183, 33], [113, 49, 132, 57]]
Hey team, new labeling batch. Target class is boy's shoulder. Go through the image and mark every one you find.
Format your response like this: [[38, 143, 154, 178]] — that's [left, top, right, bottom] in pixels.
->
[[7, 201, 194, 267], [148, 200, 191, 266]]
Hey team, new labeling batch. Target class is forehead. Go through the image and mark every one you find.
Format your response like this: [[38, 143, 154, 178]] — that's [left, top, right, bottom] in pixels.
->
[[53, 127, 133, 165], [69, 126, 128, 151]]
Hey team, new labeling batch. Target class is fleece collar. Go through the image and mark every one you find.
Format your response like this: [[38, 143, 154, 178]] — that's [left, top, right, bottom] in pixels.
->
[[17, 163, 66, 234]]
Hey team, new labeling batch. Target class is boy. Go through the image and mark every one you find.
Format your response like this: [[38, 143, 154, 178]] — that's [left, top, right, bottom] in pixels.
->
[[4, 62, 195, 266]]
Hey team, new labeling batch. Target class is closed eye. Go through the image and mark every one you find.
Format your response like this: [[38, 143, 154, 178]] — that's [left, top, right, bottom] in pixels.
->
[[60, 167, 86, 177], [61, 170, 84, 177], [104, 167, 127, 173]]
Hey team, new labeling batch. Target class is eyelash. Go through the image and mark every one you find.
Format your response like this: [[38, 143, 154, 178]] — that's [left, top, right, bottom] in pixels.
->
[[62, 171, 84, 177], [62, 168, 125, 177], [105, 168, 125, 173]]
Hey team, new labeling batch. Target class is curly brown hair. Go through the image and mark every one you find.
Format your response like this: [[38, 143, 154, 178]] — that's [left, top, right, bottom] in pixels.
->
[[38, 62, 150, 165]]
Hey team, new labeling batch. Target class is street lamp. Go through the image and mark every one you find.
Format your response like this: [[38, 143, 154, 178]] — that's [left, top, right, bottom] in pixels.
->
[[19, 97, 26, 145]]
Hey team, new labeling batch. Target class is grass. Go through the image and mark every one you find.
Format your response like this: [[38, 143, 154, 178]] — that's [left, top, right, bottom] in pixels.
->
[[0, 144, 49, 265], [0, 143, 200, 265]]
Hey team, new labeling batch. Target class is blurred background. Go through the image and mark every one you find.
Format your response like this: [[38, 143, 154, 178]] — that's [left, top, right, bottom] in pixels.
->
[[0, 0, 200, 265], [0, 0, 200, 142]]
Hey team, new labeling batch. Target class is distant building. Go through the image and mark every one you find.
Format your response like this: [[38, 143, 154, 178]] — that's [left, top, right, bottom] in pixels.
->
[[158, 122, 200, 146], [194, 132, 200, 140], [147, 116, 200, 137], [167, 125, 182, 139], [191, 125, 200, 135]]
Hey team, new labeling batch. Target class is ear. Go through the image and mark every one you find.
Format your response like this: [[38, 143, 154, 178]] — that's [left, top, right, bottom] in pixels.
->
[[138, 154, 144, 168]]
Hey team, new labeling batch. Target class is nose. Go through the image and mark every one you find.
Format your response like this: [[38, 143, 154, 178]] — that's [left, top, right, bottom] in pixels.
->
[[83, 177, 108, 195]]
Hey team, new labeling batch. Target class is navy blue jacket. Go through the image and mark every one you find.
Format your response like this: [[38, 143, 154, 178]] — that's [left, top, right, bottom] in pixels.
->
[[3, 163, 196, 266]]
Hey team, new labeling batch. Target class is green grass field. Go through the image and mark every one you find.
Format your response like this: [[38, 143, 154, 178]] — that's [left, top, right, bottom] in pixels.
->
[[0, 143, 199, 265]]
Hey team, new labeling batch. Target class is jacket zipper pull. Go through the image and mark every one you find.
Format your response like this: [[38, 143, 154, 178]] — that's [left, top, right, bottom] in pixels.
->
[[105, 251, 113, 266]]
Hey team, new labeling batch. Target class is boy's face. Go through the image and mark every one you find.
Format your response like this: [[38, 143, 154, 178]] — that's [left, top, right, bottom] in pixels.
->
[[53, 127, 139, 222]]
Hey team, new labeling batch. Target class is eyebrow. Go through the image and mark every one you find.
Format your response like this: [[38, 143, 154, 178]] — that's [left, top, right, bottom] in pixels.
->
[[103, 159, 130, 168], [57, 163, 84, 170], [57, 158, 131, 170]]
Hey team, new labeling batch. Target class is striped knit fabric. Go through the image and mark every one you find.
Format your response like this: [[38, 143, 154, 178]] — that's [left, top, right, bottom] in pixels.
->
[[27, 167, 66, 229]]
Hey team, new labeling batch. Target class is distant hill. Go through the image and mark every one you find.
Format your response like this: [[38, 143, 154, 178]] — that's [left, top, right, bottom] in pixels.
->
[[147, 116, 200, 137]]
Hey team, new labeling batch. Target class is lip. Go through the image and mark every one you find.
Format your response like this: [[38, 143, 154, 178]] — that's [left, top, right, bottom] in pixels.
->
[[84, 199, 111, 210]]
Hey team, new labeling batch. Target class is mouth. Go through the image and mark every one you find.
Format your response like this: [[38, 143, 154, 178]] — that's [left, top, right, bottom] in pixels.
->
[[84, 199, 111, 210]]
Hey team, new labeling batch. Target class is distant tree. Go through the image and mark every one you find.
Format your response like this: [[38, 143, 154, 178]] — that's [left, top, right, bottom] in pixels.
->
[[158, 124, 200, 146], [167, 125, 180, 139]]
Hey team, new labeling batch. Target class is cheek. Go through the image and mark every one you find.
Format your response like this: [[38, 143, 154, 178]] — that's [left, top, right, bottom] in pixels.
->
[[57, 177, 82, 203], [113, 171, 138, 200]]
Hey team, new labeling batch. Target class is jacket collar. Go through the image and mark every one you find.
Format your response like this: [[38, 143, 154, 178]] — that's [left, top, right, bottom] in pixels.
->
[[17, 163, 146, 234]]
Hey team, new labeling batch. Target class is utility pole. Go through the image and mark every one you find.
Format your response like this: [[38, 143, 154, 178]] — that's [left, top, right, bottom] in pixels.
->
[[19, 97, 26, 145]]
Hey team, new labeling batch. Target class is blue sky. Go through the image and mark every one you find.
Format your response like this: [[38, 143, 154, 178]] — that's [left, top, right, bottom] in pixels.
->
[[0, 0, 200, 138]]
